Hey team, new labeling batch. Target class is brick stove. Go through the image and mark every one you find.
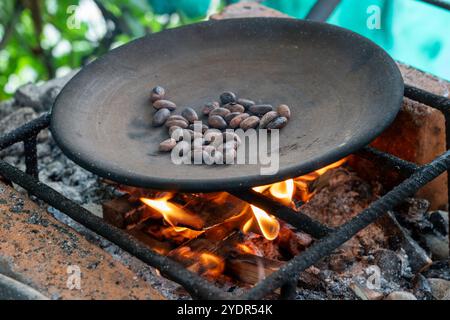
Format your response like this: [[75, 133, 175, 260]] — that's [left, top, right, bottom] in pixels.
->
[[0, 2, 449, 300]]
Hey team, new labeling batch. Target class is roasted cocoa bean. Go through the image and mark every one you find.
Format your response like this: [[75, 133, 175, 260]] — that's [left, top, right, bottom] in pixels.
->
[[168, 125, 182, 136], [220, 91, 237, 105], [159, 138, 176, 152], [185, 129, 203, 140], [153, 99, 176, 111], [150, 86, 165, 102], [209, 107, 231, 118], [165, 119, 188, 129], [224, 103, 245, 113], [277, 104, 291, 119], [189, 123, 209, 133], [224, 112, 242, 124], [237, 98, 255, 110], [267, 116, 288, 130], [240, 116, 260, 130], [171, 128, 191, 142], [202, 101, 220, 115], [152, 108, 171, 127], [249, 104, 273, 116], [208, 115, 228, 130], [181, 107, 198, 123], [229, 113, 250, 129], [259, 111, 279, 129]]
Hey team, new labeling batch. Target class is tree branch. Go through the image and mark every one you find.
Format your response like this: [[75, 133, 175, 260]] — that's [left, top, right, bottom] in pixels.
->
[[0, 1, 24, 50]]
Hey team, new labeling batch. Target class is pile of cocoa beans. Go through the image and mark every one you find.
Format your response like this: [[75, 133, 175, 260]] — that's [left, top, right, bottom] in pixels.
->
[[149, 86, 291, 165]]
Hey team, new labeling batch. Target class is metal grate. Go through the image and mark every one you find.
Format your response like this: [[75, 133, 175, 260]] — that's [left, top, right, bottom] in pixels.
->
[[0, 84, 449, 299]]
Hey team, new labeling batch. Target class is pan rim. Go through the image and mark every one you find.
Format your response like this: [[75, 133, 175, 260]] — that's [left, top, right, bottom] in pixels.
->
[[51, 17, 404, 192]]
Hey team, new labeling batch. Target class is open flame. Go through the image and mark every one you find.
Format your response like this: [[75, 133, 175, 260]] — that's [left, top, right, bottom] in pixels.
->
[[294, 158, 347, 202], [269, 179, 295, 205], [140, 195, 203, 229], [176, 247, 225, 278], [138, 159, 346, 244], [242, 205, 280, 240]]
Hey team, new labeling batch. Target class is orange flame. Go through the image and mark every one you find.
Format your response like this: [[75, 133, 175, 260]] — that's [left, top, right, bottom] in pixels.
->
[[235, 243, 255, 254], [294, 158, 347, 202], [269, 179, 295, 205], [140, 195, 203, 229], [176, 247, 225, 277], [244, 205, 280, 241]]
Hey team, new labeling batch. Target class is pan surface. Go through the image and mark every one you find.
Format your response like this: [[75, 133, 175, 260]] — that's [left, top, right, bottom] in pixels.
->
[[51, 18, 403, 192]]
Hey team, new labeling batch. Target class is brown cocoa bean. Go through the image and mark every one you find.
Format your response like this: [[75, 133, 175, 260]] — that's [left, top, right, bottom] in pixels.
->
[[202, 101, 220, 115], [259, 111, 279, 129], [220, 91, 236, 105], [224, 112, 241, 124], [189, 123, 209, 133], [208, 115, 228, 130], [267, 116, 288, 130], [249, 104, 273, 116], [237, 98, 255, 110], [181, 107, 198, 123], [224, 103, 245, 113], [165, 119, 188, 129], [209, 107, 231, 118], [168, 125, 182, 136], [277, 104, 291, 119], [229, 113, 250, 129], [159, 138, 176, 152], [150, 86, 165, 102], [152, 108, 171, 127], [240, 116, 260, 130], [153, 99, 176, 111]]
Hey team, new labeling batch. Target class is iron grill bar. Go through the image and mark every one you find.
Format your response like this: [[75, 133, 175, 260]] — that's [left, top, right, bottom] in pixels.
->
[[305, 0, 341, 22], [404, 84, 450, 113], [356, 146, 420, 176], [417, 0, 450, 11], [243, 150, 450, 299], [229, 189, 333, 238], [0, 84, 447, 299], [0, 159, 229, 300], [0, 113, 50, 150]]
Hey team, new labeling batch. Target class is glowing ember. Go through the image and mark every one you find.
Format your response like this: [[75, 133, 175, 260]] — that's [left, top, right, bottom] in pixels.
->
[[235, 243, 255, 255], [161, 226, 204, 240], [176, 246, 225, 278], [140, 195, 203, 229], [197, 253, 225, 277]]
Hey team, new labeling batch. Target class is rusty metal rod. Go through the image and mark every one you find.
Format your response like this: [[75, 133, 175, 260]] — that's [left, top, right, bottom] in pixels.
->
[[242, 150, 450, 299], [356, 146, 420, 176], [24, 135, 39, 179], [0, 113, 50, 151], [305, 0, 341, 21], [229, 189, 332, 239], [404, 84, 450, 113], [0, 159, 230, 300]]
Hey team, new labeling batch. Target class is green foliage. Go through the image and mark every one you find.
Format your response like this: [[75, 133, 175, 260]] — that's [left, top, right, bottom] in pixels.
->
[[0, 0, 218, 101]]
